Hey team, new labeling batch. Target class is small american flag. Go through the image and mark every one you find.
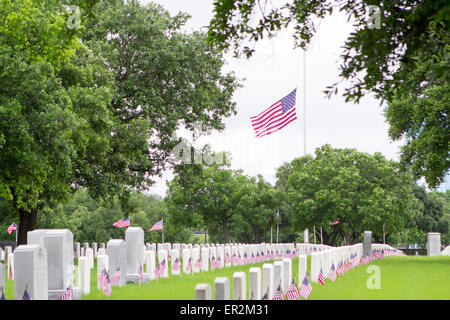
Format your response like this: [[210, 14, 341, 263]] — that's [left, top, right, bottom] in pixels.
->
[[7, 223, 16, 234], [103, 273, 112, 296], [61, 285, 73, 300], [185, 257, 192, 272], [243, 253, 248, 265], [98, 267, 107, 288], [158, 259, 167, 275], [172, 257, 181, 271], [272, 284, 284, 300], [286, 278, 300, 300], [8, 264, 12, 280], [0, 289, 5, 300], [251, 88, 298, 138], [318, 268, 325, 286], [111, 266, 121, 284], [225, 252, 231, 264], [112, 218, 130, 228], [138, 264, 144, 281], [194, 258, 202, 270], [22, 287, 31, 300], [299, 275, 312, 299], [211, 256, 216, 270], [150, 219, 163, 231], [327, 263, 336, 282]]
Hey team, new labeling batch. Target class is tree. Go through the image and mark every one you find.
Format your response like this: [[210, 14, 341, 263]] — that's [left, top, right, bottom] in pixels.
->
[[208, 0, 449, 187], [282, 144, 419, 245], [0, 0, 239, 243], [165, 161, 242, 243]]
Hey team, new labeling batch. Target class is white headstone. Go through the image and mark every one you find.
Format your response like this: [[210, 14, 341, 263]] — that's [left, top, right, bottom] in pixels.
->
[[262, 263, 274, 300], [427, 233, 441, 256], [273, 261, 284, 294], [192, 248, 201, 273], [106, 239, 127, 287], [249, 267, 262, 300], [14, 244, 48, 300], [201, 247, 209, 272], [157, 249, 169, 278], [233, 272, 246, 300], [170, 249, 181, 275], [298, 255, 307, 287], [282, 258, 292, 293], [214, 277, 230, 300], [86, 248, 94, 270], [195, 283, 211, 300], [182, 249, 191, 275], [78, 256, 90, 295], [97, 254, 109, 289], [125, 227, 145, 282], [145, 250, 156, 280]]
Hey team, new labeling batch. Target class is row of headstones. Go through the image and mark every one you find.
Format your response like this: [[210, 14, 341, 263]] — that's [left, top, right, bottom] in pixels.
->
[[194, 244, 363, 300], [194, 241, 406, 300]]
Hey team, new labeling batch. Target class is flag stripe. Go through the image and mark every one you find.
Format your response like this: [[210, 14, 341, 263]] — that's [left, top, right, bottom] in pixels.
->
[[256, 114, 298, 138], [254, 107, 296, 135]]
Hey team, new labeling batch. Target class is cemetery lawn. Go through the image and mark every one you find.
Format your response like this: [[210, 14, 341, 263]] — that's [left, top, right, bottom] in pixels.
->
[[2, 256, 449, 300]]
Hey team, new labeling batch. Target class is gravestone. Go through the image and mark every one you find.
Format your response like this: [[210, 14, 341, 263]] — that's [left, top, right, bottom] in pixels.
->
[[233, 272, 246, 300], [171, 249, 181, 275], [14, 244, 48, 300], [7, 253, 14, 280], [97, 254, 109, 289], [125, 227, 146, 283], [106, 239, 127, 287], [195, 283, 211, 300], [75, 242, 81, 258], [86, 248, 94, 270], [273, 261, 284, 294], [214, 277, 230, 300], [262, 263, 274, 300], [93, 243, 98, 257], [182, 249, 191, 275], [217, 246, 224, 269], [427, 233, 441, 256], [249, 267, 262, 300], [157, 249, 169, 278], [298, 255, 307, 287], [310, 252, 320, 283], [192, 247, 201, 273], [78, 257, 90, 295], [201, 247, 209, 272], [282, 258, 292, 293], [224, 246, 232, 267], [0, 262, 4, 294], [304, 229, 309, 243], [145, 250, 156, 280], [363, 231, 372, 256]]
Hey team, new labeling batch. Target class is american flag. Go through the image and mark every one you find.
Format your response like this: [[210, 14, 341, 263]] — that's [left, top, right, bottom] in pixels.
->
[[138, 264, 144, 281], [262, 292, 269, 300], [158, 259, 167, 276], [337, 261, 343, 277], [327, 263, 336, 282], [111, 266, 121, 284], [329, 219, 340, 225], [251, 253, 255, 264], [194, 258, 202, 269], [98, 267, 107, 288], [112, 218, 130, 228], [286, 278, 300, 300], [185, 257, 192, 272], [0, 288, 5, 300], [103, 273, 112, 296], [318, 268, 325, 286], [299, 275, 312, 299], [22, 288, 31, 300], [172, 257, 181, 271], [250, 88, 298, 138], [61, 285, 73, 300], [272, 284, 284, 300], [8, 264, 12, 280], [7, 223, 16, 234], [150, 219, 163, 231]]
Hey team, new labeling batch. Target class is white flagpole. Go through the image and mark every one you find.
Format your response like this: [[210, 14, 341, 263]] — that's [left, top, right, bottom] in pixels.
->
[[302, 49, 309, 243]]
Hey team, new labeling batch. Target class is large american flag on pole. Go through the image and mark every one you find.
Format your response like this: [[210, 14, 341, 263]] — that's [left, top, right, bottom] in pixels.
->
[[7, 223, 16, 234], [113, 218, 130, 228], [250, 88, 298, 138]]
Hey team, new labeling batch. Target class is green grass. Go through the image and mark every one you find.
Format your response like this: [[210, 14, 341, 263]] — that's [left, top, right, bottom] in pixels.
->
[[3, 256, 449, 300]]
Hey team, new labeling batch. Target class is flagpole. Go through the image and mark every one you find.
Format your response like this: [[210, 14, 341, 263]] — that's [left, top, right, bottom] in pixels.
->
[[302, 49, 309, 244], [162, 218, 164, 243]]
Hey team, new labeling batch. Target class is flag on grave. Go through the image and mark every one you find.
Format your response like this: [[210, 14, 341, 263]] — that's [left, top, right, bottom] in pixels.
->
[[299, 275, 312, 299], [272, 284, 284, 300], [138, 264, 144, 281], [328, 263, 336, 282], [22, 288, 31, 300], [113, 218, 130, 228], [98, 267, 107, 288], [0, 287, 6, 300], [251, 88, 298, 138], [318, 268, 325, 286], [61, 285, 73, 300], [173, 257, 181, 271], [103, 273, 112, 296], [111, 266, 121, 284], [185, 257, 192, 272], [286, 278, 300, 300]]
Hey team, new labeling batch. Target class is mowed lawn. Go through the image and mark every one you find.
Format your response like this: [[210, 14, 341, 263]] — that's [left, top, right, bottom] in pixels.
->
[[2, 255, 449, 300]]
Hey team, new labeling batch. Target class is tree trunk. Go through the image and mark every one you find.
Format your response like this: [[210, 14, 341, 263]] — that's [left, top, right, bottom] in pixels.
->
[[18, 207, 38, 245], [223, 219, 229, 243]]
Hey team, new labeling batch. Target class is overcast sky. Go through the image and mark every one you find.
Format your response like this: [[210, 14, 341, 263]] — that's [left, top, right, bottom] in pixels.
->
[[143, 0, 404, 196]]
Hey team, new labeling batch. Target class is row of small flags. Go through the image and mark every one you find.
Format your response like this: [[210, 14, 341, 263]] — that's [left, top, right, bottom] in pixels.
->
[[265, 249, 395, 300]]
